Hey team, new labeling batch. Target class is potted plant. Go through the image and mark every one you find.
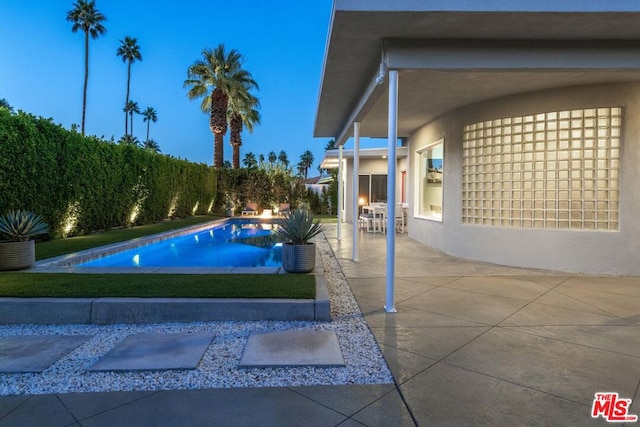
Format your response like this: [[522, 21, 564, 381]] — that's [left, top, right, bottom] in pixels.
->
[[0, 210, 49, 271], [276, 208, 323, 273]]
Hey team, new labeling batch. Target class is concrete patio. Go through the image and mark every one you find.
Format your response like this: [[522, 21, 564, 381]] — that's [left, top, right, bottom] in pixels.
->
[[1, 224, 639, 426]]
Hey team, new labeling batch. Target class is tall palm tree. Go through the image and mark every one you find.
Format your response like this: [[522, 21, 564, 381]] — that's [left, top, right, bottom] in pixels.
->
[[66, 0, 107, 136], [228, 90, 260, 169], [123, 100, 140, 136], [142, 106, 157, 143], [299, 150, 315, 179], [116, 36, 142, 135], [184, 44, 258, 168]]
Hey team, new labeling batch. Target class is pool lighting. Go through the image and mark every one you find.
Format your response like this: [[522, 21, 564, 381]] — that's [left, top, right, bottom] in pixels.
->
[[132, 254, 140, 266]]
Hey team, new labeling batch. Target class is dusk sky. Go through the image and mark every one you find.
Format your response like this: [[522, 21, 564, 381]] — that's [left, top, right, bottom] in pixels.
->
[[0, 0, 355, 172]]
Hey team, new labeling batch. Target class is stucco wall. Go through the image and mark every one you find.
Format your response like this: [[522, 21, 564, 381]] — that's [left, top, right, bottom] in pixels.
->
[[341, 156, 408, 223], [408, 83, 640, 275]]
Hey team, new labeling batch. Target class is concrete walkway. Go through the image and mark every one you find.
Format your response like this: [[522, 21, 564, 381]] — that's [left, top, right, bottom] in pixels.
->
[[1, 225, 639, 426]]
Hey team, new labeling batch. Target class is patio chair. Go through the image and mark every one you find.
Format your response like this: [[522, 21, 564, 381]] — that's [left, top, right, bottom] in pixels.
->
[[277, 203, 291, 216], [241, 202, 259, 216]]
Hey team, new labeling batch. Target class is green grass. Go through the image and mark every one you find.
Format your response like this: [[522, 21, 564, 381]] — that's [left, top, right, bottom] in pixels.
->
[[0, 273, 315, 299], [36, 215, 221, 260]]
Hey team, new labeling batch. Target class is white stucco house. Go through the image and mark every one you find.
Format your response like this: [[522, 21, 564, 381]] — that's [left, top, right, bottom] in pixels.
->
[[314, 0, 640, 276]]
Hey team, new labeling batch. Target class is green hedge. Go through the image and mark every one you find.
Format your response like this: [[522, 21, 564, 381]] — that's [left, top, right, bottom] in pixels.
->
[[0, 110, 217, 237]]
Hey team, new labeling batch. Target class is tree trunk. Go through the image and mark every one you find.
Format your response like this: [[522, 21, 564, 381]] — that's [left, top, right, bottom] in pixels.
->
[[82, 30, 89, 136], [214, 131, 224, 167], [125, 62, 131, 135], [146, 121, 150, 143], [232, 143, 241, 169], [209, 89, 228, 168]]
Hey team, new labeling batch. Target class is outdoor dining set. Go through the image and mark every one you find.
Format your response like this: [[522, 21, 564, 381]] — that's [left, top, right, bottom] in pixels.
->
[[359, 202, 407, 234]]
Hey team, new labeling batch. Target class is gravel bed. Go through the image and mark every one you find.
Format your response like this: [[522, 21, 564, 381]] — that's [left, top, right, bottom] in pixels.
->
[[0, 233, 393, 395]]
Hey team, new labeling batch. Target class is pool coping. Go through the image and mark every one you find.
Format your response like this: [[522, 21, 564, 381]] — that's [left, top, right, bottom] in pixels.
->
[[1, 220, 331, 324]]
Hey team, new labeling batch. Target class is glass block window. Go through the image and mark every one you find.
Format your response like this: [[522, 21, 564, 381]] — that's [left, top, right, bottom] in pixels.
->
[[462, 107, 621, 230]]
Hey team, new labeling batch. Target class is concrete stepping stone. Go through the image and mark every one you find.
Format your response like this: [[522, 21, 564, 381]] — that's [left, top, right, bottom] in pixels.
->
[[239, 330, 345, 368], [88, 333, 213, 372], [0, 335, 93, 373]]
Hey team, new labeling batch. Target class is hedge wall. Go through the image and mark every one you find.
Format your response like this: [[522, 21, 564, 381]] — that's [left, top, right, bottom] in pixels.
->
[[0, 110, 217, 238]]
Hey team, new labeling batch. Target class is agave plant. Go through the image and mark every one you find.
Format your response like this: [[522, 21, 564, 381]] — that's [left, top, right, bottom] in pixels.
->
[[276, 208, 323, 245], [0, 210, 49, 242]]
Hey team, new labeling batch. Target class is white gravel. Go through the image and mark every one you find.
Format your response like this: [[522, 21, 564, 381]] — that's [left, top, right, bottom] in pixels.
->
[[0, 233, 393, 395]]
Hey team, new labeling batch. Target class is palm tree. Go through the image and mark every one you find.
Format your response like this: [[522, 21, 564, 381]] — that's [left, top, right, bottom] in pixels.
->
[[116, 36, 142, 135], [142, 106, 157, 143], [278, 150, 289, 167], [268, 151, 277, 164], [243, 152, 257, 169], [184, 44, 258, 167], [118, 134, 140, 146], [228, 90, 260, 169], [0, 98, 13, 113], [66, 0, 107, 136], [299, 150, 315, 179], [143, 138, 161, 153], [123, 100, 140, 136]]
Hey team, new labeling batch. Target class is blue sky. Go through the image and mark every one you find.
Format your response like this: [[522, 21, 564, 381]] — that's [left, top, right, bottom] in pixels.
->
[[0, 0, 338, 172]]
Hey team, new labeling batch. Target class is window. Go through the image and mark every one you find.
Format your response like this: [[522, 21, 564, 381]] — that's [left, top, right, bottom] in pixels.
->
[[416, 140, 444, 221], [462, 107, 621, 230], [358, 174, 387, 206]]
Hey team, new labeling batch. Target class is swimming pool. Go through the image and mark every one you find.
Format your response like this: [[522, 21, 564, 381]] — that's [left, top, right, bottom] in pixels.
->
[[76, 219, 284, 268]]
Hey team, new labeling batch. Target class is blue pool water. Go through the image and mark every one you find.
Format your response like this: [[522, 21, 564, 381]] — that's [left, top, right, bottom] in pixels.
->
[[78, 220, 284, 268]]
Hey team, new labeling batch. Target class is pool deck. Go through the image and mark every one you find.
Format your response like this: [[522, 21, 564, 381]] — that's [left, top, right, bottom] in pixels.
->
[[1, 224, 639, 425]]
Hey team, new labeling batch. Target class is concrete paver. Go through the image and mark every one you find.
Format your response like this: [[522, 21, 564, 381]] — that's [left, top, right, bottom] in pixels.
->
[[88, 333, 213, 371], [239, 330, 344, 368], [0, 335, 92, 373]]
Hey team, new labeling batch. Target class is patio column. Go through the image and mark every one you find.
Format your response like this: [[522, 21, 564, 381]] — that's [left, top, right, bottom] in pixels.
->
[[352, 121, 360, 262], [385, 70, 398, 313], [337, 144, 343, 241]]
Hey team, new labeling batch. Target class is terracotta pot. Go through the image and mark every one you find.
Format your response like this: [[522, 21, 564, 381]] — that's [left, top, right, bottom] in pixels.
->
[[0, 240, 35, 271], [282, 242, 316, 273]]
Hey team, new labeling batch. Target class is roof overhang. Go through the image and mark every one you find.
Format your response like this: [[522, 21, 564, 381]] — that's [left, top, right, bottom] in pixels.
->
[[314, 0, 640, 145], [320, 146, 408, 169]]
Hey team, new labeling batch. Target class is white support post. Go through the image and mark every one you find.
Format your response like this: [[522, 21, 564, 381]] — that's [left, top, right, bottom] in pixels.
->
[[337, 144, 343, 241], [352, 122, 360, 262], [385, 70, 398, 313]]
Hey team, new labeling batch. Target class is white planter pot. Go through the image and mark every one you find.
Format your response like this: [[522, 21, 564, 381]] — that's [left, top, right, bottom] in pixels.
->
[[282, 242, 316, 273], [0, 240, 35, 271]]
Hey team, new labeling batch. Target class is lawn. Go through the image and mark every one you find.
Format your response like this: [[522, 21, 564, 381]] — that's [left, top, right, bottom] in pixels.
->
[[0, 273, 315, 299], [0, 214, 324, 299]]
